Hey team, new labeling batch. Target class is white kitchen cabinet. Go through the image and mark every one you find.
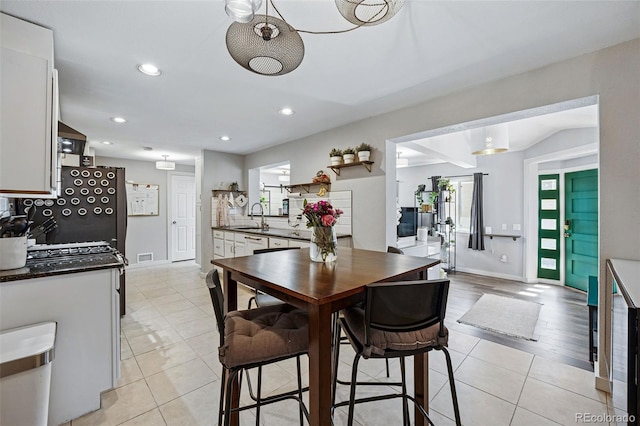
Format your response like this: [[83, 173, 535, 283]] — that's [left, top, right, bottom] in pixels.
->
[[0, 268, 120, 425], [269, 237, 289, 249], [0, 13, 59, 198], [233, 233, 247, 257], [213, 230, 224, 258], [220, 231, 248, 258], [224, 239, 234, 258], [288, 239, 311, 249], [243, 234, 268, 253]]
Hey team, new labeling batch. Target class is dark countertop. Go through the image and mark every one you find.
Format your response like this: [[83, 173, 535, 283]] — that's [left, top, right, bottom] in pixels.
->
[[212, 226, 352, 241], [0, 254, 124, 283]]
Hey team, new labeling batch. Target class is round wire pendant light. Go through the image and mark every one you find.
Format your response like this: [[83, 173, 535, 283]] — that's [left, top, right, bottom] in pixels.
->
[[334, 0, 405, 26], [226, 14, 304, 76]]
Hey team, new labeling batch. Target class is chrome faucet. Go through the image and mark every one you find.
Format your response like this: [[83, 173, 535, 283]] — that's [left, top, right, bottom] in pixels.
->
[[250, 202, 268, 231]]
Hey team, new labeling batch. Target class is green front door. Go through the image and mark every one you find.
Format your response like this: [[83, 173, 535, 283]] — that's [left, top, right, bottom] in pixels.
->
[[564, 169, 598, 291]]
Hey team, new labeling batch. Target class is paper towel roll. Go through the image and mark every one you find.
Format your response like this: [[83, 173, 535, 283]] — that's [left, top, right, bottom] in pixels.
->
[[417, 227, 429, 241]]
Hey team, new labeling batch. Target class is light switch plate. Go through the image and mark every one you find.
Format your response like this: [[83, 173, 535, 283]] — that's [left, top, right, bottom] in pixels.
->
[[486, 226, 492, 234], [513, 224, 521, 231], [501, 223, 507, 231]]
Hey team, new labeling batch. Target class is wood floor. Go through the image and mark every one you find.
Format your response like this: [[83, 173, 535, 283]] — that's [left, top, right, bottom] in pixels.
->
[[445, 272, 593, 372]]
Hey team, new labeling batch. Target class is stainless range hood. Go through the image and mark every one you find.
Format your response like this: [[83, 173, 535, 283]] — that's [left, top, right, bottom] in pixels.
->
[[57, 122, 86, 156]]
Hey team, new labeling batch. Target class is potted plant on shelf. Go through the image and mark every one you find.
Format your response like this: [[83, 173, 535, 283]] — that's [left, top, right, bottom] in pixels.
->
[[356, 143, 372, 162], [429, 191, 439, 210], [329, 148, 343, 166], [342, 147, 356, 164], [438, 178, 456, 195]]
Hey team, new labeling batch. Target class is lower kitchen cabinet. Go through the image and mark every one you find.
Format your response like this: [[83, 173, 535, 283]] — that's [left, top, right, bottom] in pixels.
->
[[243, 234, 268, 253], [212, 229, 351, 259], [289, 240, 311, 248], [0, 268, 120, 425], [213, 230, 224, 258], [269, 237, 289, 249]]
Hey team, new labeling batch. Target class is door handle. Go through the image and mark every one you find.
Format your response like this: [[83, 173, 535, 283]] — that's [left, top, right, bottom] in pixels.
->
[[172, 221, 177, 224]]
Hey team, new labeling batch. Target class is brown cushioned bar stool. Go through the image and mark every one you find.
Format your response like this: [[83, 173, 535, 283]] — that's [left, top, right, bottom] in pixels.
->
[[333, 279, 461, 426], [206, 269, 309, 426]]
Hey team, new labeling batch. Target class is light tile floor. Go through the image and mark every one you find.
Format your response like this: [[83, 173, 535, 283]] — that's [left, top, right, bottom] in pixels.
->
[[67, 261, 620, 425]]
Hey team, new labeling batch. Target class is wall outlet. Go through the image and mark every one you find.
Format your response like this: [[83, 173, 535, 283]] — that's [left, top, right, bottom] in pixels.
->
[[501, 223, 507, 231], [485, 226, 492, 234], [513, 223, 521, 231]]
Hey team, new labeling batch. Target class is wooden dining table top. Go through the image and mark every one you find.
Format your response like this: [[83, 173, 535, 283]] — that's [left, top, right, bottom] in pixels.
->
[[212, 247, 441, 306], [212, 247, 441, 426]]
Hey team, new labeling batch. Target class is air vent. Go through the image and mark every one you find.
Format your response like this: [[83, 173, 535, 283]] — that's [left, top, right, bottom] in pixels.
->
[[136, 252, 154, 263]]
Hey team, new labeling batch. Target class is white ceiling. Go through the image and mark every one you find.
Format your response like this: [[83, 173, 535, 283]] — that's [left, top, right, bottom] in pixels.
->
[[397, 103, 599, 167], [1, 1, 638, 166]]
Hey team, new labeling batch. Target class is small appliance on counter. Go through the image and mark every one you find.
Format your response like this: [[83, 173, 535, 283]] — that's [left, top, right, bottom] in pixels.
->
[[417, 227, 429, 242]]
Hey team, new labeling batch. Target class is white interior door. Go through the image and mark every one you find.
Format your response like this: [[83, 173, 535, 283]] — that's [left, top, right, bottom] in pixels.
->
[[170, 174, 196, 261]]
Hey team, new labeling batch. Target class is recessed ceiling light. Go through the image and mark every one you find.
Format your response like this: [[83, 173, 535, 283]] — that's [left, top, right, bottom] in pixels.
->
[[102, 141, 113, 145], [278, 107, 294, 116], [137, 63, 162, 76], [111, 116, 127, 124], [220, 136, 230, 141], [62, 148, 72, 153], [61, 140, 72, 145]]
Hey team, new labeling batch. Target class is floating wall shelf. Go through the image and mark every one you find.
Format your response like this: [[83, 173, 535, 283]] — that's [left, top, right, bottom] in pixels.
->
[[284, 183, 330, 194], [327, 161, 374, 176], [485, 233, 521, 241]]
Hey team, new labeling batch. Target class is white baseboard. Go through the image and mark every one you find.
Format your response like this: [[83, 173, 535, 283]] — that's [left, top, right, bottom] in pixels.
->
[[454, 266, 526, 283], [126, 259, 171, 270]]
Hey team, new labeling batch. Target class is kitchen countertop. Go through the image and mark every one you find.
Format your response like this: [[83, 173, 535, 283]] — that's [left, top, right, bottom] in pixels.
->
[[0, 253, 125, 282], [212, 226, 352, 241], [397, 236, 441, 250]]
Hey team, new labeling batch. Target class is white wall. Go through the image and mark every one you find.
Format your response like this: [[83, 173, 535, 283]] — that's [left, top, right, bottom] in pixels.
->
[[242, 40, 639, 269], [95, 156, 195, 264], [397, 151, 525, 280], [244, 121, 388, 250], [246, 39, 640, 389], [396, 128, 600, 281], [198, 149, 245, 273]]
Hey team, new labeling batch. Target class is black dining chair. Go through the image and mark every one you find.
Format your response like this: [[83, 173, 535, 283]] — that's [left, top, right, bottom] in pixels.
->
[[332, 246, 407, 385], [247, 246, 301, 309], [333, 279, 461, 426], [387, 245, 405, 254], [206, 269, 309, 426]]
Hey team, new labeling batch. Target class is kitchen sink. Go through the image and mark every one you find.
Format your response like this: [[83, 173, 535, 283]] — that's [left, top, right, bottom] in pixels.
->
[[230, 226, 263, 230]]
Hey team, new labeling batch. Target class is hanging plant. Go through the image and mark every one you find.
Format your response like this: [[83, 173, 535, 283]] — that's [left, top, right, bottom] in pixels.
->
[[438, 178, 456, 193]]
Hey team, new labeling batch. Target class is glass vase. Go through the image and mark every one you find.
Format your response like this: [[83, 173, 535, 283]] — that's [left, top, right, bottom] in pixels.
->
[[310, 226, 338, 262]]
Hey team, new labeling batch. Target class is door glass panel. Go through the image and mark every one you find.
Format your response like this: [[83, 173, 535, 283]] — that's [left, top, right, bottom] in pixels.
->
[[541, 238, 557, 250], [541, 179, 557, 190], [541, 219, 557, 230], [541, 258, 557, 270], [538, 173, 560, 280]]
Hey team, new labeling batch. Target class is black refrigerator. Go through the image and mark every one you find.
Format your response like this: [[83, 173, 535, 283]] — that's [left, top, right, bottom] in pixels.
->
[[19, 165, 128, 315]]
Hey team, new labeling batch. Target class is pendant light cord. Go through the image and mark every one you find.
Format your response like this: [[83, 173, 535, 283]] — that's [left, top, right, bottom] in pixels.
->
[[268, 0, 389, 34]]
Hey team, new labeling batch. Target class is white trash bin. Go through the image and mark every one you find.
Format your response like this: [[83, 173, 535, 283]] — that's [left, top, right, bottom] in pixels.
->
[[0, 322, 57, 426]]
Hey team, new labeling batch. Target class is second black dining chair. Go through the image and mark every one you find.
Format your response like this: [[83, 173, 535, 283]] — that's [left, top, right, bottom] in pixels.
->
[[206, 269, 309, 425], [247, 246, 301, 309], [333, 279, 461, 426]]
